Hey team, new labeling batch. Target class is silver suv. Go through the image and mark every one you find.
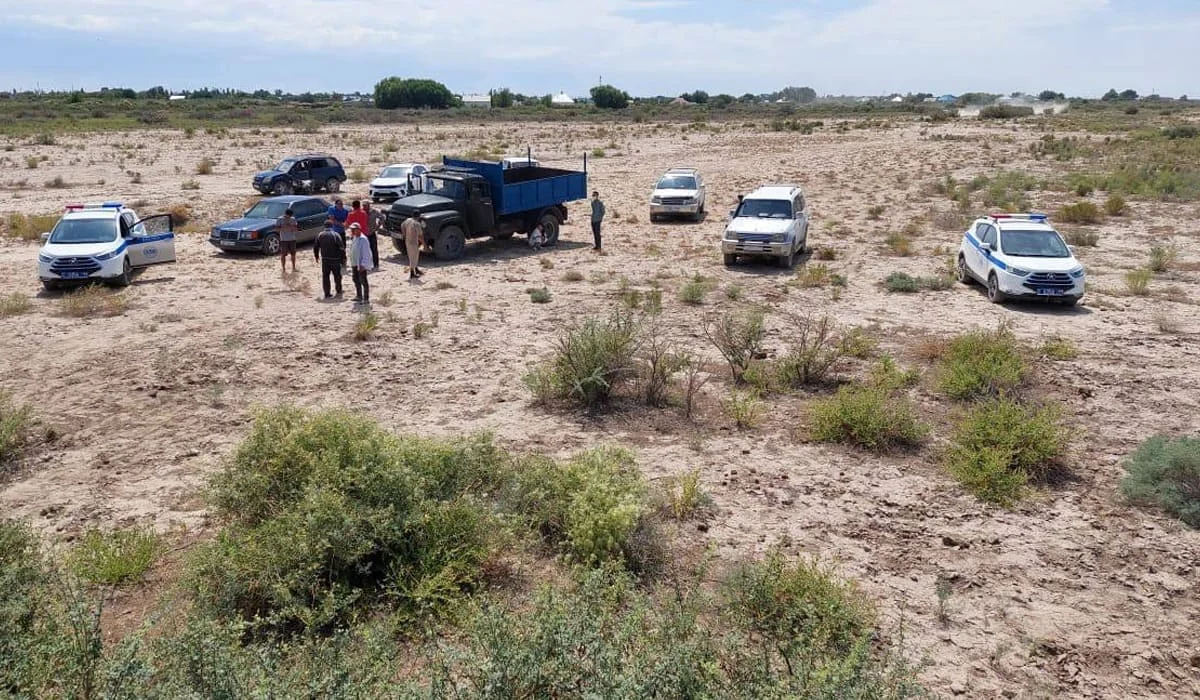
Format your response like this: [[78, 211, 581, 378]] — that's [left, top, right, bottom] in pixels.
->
[[650, 168, 706, 222], [722, 185, 810, 267]]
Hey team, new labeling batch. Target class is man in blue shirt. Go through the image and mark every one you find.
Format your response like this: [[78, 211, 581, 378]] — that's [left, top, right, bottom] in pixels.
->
[[327, 198, 349, 234]]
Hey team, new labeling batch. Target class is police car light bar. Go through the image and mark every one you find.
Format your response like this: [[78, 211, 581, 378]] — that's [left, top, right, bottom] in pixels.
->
[[64, 203, 84, 211], [101, 201, 123, 208], [989, 212, 1048, 222]]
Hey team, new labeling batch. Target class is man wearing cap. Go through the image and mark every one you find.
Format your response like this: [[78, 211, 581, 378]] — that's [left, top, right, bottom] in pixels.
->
[[313, 217, 345, 298], [327, 198, 349, 235], [348, 223, 372, 305]]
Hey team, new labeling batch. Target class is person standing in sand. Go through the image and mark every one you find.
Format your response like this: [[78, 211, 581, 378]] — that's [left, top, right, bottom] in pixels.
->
[[278, 208, 300, 273], [590, 190, 605, 251], [348, 223, 372, 306], [401, 213, 425, 280], [363, 201, 383, 270], [313, 217, 345, 298]]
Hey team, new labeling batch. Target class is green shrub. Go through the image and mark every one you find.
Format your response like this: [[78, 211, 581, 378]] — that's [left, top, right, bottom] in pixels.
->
[[0, 391, 32, 470], [679, 274, 714, 305], [0, 519, 49, 692], [68, 529, 160, 585], [1040, 336, 1079, 360], [936, 324, 1027, 400], [775, 313, 844, 387], [507, 447, 651, 570], [866, 204, 885, 220], [1121, 436, 1200, 526], [810, 385, 927, 452], [1148, 244, 1178, 272], [724, 390, 765, 430], [1064, 229, 1099, 247], [1104, 194, 1127, 216], [352, 312, 378, 341], [1058, 201, 1102, 224], [529, 287, 552, 304], [523, 312, 639, 409], [944, 400, 1067, 505], [1125, 268, 1152, 295], [979, 105, 1034, 119], [703, 308, 765, 383], [194, 408, 510, 632], [884, 272, 953, 293], [665, 469, 708, 520]]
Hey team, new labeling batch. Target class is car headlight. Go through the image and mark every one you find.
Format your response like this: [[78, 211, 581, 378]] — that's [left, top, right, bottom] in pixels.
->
[[38, 252, 54, 263], [1069, 267, 1085, 279], [1007, 267, 1031, 277], [651, 196, 662, 204], [723, 229, 736, 241], [772, 232, 787, 242], [94, 249, 120, 261], [239, 230, 258, 240]]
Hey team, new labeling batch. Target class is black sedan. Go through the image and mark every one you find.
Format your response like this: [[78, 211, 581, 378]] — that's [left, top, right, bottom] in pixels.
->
[[209, 196, 328, 255]]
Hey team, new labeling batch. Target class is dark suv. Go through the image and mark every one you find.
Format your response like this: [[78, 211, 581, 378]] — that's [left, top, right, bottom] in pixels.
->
[[253, 154, 345, 196]]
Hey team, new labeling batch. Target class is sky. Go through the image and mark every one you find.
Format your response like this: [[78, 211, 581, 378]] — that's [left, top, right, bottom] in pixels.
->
[[0, 0, 1196, 98]]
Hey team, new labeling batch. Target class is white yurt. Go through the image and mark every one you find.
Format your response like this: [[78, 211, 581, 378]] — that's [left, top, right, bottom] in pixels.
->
[[551, 91, 575, 107]]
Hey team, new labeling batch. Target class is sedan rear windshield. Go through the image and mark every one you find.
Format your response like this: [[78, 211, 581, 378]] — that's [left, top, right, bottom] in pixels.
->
[[245, 201, 292, 219], [737, 199, 792, 219], [49, 219, 118, 244], [657, 176, 696, 190], [1001, 229, 1070, 257]]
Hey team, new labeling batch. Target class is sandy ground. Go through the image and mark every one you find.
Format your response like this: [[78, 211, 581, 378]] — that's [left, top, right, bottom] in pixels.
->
[[2, 119, 1199, 698]]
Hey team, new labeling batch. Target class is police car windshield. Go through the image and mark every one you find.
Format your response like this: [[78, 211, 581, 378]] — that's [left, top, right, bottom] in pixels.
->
[[49, 218, 118, 244], [737, 199, 792, 219], [1001, 229, 1070, 257], [245, 201, 291, 219], [657, 175, 696, 190]]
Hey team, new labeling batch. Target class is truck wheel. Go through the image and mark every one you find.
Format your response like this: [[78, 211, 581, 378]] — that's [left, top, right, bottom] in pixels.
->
[[723, 254, 737, 267], [326, 178, 341, 193], [538, 214, 560, 246], [987, 274, 1007, 304], [392, 236, 406, 253], [263, 234, 280, 256], [434, 225, 467, 260], [957, 254, 973, 285]]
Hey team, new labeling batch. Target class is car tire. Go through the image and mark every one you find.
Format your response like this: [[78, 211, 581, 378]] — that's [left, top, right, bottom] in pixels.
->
[[263, 234, 281, 256], [987, 274, 1007, 304], [115, 257, 133, 287], [650, 214, 659, 223], [434, 225, 467, 261], [326, 178, 341, 193], [41, 280, 60, 292], [778, 249, 796, 269], [273, 180, 292, 196], [1062, 297, 1080, 307], [957, 254, 973, 285], [723, 253, 738, 266], [538, 213, 560, 246], [392, 236, 406, 254]]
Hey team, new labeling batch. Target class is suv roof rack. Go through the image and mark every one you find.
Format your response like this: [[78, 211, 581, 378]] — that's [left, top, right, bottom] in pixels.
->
[[665, 167, 698, 173]]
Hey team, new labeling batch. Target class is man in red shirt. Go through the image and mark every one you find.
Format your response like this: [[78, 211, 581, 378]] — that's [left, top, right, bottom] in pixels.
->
[[345, 200, 369, 245]]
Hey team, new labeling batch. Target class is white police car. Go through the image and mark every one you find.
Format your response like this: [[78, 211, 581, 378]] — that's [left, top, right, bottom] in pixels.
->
[[37, 202, 176, 290], [957, 213, 1085, 306]]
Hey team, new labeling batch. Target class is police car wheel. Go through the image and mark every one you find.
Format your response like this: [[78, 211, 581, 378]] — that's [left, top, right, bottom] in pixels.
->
[[957, 254, 973, 285], [116, 258, 133, 287], [987, 274, 1006, 303]]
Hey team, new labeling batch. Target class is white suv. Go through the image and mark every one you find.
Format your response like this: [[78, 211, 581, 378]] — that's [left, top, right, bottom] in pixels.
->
[[38, 202, 176, 290], [369, 163, 429, 202], [957, 213, 1085, 305], [722, 185, 809, 267], [650, 168, 706, 222]]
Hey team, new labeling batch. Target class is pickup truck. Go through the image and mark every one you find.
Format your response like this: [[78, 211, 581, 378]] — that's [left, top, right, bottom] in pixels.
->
[[384, 155, 588, 260]]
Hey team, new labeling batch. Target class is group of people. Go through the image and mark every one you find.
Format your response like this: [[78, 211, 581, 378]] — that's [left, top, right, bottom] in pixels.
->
[[272, 189, 610, 308], [276, 196, 427, 309]]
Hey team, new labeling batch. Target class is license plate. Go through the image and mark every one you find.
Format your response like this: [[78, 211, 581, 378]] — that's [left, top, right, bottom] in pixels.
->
[[1037, 288, 1065, 296], [221, 240, 236, 247], [60, 271, 89, 279]]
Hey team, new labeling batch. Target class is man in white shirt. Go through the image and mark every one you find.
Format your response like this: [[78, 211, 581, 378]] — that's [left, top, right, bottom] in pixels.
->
[[348, 223, 373, 306]]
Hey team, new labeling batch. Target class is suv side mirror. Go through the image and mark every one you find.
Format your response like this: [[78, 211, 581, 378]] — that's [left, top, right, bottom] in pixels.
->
[[40, 232, 51, 243], [728, 209, 736, 220]]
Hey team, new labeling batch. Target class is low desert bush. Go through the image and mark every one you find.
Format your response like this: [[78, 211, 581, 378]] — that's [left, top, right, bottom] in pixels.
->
[[529, 287, 552, 303], [181, 179, 200, 190], [810, 385, 927, 452], [816, 246, 837, 260], [352, 312, 379, 341], [195, 157, 215, 175], [0, 392, 32, 470], [664, 469, 708, 520], [936, 323, 1026, 400], [775, 313, 843, 388], [1104, 194, 1128, 216], [1125, 268, 1152, 295], [1040, 336, 1079, 360], [679, 274, 715, 305], [57, 285, 129, 318], [1063, 229, 1099, 247], [0, 292, 32, 317], [523, 312, 639, 410], [350, 167, 368, 183], [68, 529, 160, 586], [1148, 244, 1178, 272], [979, 105, 1034, 119], [944, 399, 1066, 505], [193, 408, 512, 632], [883, 272, 952, 293], [1058, 201, 1101, 224], [167, 203, 191, 227], [561, 269, 585, 282], [635, 329, 684, 407], [1121, 436, 1200, 527], [703, 308, 765, 383], [866, 204, 885, 220], [4, 213, 59, 241], [884, 232, 914, 256], [724, 390, 765, 430]]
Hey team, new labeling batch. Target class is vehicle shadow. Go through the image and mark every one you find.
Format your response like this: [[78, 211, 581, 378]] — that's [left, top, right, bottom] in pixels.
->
[[379, 236, 593, 269], [962, 283, 1094, 316], [650, 212, 708, 225], [722, 249, 815, 276]]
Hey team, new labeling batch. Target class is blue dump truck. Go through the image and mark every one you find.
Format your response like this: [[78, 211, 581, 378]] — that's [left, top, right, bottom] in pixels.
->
[[384, 154, 588, 260]]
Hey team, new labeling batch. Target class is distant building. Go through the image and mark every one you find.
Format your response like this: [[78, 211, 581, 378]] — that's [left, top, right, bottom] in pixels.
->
[[551, 91, 575, 107], [460, 93, 490, 107], [936, 94, 957, 104], [672, 97, 692, 105], [168, 95, 186, 101], [890, 95, 903, 103]]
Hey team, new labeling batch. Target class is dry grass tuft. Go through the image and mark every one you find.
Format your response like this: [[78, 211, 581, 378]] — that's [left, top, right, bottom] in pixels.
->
[[57, 285, 129, 318]]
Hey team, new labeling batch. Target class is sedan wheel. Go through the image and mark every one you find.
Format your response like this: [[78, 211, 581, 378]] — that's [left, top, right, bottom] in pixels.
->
[[263, 234, 281, 256]]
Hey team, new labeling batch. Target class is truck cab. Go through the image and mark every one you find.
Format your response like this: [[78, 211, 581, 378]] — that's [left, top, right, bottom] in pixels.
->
[[385, 155, 588, 261]]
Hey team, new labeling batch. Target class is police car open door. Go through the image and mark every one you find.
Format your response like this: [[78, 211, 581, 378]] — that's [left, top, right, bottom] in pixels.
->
[[128, 214, 176, 266]]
